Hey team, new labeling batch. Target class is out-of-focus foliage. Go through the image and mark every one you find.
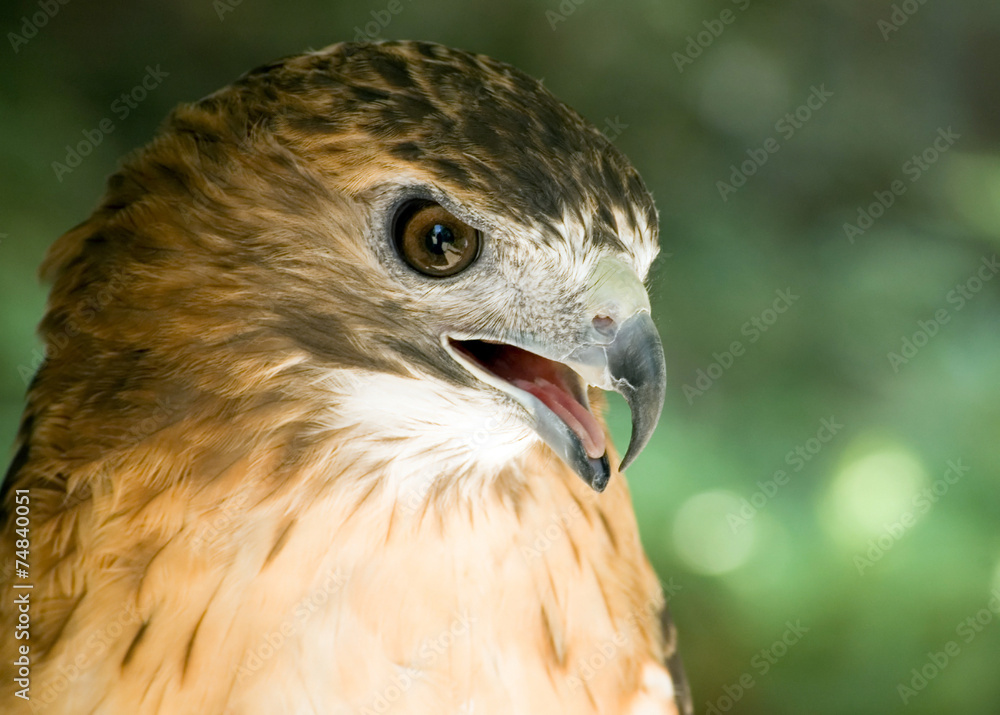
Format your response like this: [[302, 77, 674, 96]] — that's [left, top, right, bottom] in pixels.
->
[[1, 1, 998, 713]]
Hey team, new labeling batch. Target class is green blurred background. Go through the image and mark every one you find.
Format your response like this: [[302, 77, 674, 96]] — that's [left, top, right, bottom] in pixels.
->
[[2, 0, 998, 712]]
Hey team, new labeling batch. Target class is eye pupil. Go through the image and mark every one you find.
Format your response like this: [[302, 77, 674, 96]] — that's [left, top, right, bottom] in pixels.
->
[[426, 224, 454, 255]]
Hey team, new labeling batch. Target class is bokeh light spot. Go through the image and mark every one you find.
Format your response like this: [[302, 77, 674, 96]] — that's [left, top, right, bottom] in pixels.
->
[[672, 490, 756, 576], [822, 446, 929, 547]]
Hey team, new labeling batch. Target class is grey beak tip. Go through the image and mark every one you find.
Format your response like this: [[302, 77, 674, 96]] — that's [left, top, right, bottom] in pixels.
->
[[587, 453, 611, 492], [618, 450, 639, 473], [610, 312, 666, 473]]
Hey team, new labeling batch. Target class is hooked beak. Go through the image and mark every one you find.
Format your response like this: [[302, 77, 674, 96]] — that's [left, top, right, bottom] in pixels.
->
[[570, 311, 667, 471], [445, 258, 666, 492]]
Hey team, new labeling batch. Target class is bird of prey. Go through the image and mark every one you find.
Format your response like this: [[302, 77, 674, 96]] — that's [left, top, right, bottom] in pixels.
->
[[1, 41, 688, 714]]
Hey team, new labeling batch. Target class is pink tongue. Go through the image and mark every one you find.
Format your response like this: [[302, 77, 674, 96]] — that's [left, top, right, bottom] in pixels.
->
[[511, 377, 607, 459]]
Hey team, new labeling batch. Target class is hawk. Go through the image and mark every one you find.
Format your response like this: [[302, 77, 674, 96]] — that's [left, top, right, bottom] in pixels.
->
[[2, 41, 689, 714]]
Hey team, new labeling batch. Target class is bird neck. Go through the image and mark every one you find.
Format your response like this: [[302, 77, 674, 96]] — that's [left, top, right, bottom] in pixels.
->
[[8, 385, 670, 713]]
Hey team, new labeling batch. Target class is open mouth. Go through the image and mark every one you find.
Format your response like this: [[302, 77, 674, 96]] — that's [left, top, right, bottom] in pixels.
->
[[448, 339, 607, 459]]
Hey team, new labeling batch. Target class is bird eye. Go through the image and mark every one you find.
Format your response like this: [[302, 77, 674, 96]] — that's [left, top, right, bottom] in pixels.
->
[[394, 201, 480, 277]]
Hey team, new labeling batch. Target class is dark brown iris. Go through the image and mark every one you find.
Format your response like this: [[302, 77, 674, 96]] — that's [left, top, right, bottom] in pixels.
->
[[394, 201, 480, 277]]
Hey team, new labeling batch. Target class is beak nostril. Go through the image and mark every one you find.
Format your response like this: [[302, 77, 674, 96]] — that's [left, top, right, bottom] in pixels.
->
[[593, 314, 617, 338]]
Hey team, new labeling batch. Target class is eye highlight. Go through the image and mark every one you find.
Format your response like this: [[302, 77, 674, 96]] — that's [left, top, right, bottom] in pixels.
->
[[394, 201, 480, 277]]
